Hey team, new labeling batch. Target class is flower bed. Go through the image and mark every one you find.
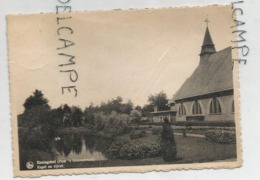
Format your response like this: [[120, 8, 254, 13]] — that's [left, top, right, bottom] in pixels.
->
[[130, 130, 146, 140], [205, 129, 236, 144], [151, 127, 161, 135], [106, 139, 161, 160]]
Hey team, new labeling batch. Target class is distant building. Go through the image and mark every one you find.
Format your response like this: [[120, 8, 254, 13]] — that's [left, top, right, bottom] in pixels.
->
[[172, 25, 234, 122], [150, 101, 177, 123]]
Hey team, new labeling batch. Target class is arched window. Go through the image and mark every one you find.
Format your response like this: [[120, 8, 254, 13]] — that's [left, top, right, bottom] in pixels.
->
[[232, 100, 234, 113], [178, 103, 186, 116], [210, 97, 222, 114], [192, 100, 202, 114]]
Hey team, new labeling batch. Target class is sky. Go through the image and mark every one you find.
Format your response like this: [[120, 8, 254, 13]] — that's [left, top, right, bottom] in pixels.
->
[[8, 5, 235, 114]]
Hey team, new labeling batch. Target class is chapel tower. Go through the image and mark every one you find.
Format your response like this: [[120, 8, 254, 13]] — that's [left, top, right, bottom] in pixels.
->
[[199, 19, 216, 65]]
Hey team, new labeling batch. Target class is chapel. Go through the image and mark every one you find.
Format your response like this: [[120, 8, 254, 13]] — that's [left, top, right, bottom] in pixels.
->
[[173, 24, 234, 121]]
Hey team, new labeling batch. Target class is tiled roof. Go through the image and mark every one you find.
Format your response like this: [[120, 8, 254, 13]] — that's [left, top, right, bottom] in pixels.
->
[[174, 47, 233, 100]]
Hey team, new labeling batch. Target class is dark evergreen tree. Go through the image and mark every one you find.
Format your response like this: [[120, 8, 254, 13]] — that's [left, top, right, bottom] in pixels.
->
[[23, 89, 50, 111], [63, 104, 72, 114], [84, 103, 96, 126], [48, 107, 64, 128], [161, 117, 177, 162], [71, 106, 83, 127], [20, 106, 49, 129]]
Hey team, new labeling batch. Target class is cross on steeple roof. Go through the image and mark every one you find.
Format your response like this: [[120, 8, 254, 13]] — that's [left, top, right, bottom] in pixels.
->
[[205, 16, 210, 27], [200, 17, 216, 56]]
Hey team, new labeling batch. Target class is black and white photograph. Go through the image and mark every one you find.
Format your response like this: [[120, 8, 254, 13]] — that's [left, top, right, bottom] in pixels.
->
[[7, 5, 241, 176]]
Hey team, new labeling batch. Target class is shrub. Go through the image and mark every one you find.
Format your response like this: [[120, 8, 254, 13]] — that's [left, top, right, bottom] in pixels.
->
[[205, 129, 236, 144], [130, 130, 146, 140], [140, 120, 235, 127], [94, 111, 131, 136], [131, 125, 149, 131], [130, 110, 142, 124], [151, 127, 162, 135], [18, 128, 53, 153], [178, 120, 235, 127], [106, 139, 161, 160]]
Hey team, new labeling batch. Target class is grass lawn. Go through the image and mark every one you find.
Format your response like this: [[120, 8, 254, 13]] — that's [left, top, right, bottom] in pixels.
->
[[174, 136, 236, 163], [120, 131, 236, 164], [174, 129, 206, 135]]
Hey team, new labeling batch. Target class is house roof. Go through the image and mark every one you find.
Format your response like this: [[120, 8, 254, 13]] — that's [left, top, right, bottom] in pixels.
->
[[173, 47, 233, 101]]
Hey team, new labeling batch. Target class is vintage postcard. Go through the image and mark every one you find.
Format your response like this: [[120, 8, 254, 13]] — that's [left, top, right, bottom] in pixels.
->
[[8, 5, 241, 177]]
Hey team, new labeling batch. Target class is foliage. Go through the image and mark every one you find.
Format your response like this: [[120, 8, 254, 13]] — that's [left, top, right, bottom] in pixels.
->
[[18, 128, 54, 153], [141, 104, 154, 117], [161, 121, 177, 161], [130, 130, 146, 140], [99, 97, 133, 114], [130, 110, 142, 124], [63, 104, 72, 114], [19, 89, 177, 130], [23, 89, 50, 111], [94, 112, 107, 131], [94, 111, 131, 136], [82, 97, 133, 127], [48, 107, 64, 129], [140, 120, 236, 127], [19, 106, 50, 129], [205, 129, 236, 144], [151, 127, 162, 135], [71, 106, 83, 127], [176, 120, 236, 127], [83, 103, 96, 126], [141, 91, 170, 116], [148, 91, 169, 111], [106, 139, 161, 160], [135, 105, 142, 111]]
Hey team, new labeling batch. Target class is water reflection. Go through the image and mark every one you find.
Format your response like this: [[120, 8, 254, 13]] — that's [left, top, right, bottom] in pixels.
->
[[54, 133, 107, 161]]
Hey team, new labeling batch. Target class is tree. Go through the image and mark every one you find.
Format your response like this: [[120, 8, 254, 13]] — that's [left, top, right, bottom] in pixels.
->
[[142, 103, 154, 117], [23, 89, 50, 111], [71, 106, 83, 127], [130, 110, 142, 124], [48, 107, 64, 128], [63, 104, 72, 114], [119, 100, 133, 114], [148, 91, 169, 111], [19, 106, 50, 129], [99, 96, 133, 114], [109, 96, 123, 113], [84, 103, 96, 126], [135, 105, 142, 111], [161, 118, 177, 161]]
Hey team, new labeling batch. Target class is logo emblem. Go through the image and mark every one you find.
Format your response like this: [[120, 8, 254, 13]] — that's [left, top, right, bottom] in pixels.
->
[[26, 161, 34, 169]]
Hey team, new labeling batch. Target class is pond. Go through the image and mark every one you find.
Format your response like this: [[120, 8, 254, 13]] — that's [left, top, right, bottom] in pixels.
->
[[53, 133, 109, 161]]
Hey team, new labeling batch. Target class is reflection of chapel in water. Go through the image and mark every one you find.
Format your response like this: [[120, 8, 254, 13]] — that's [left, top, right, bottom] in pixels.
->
[[151, 21, 234, 122]]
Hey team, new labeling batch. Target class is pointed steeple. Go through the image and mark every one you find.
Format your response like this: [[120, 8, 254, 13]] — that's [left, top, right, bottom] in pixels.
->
[[199, 18, 216, 65], [200, 24, 216, 56]]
